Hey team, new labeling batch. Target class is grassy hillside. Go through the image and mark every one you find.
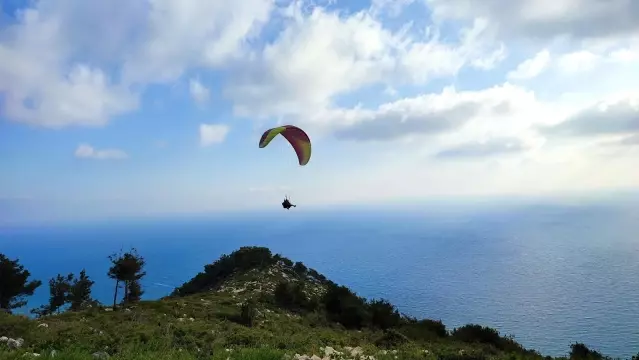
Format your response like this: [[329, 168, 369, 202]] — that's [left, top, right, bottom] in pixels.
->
[[0, 247, 615, 360]]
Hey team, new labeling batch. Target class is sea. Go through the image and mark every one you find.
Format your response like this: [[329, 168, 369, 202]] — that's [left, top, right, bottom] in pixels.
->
[[1, 195, 639, 358]]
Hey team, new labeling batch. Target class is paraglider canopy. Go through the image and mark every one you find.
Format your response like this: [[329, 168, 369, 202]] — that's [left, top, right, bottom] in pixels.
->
[[259, 125, 311, 166]]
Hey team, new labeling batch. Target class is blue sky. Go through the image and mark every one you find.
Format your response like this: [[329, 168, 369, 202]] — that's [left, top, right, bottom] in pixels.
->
[[1, 0, 638, 223]]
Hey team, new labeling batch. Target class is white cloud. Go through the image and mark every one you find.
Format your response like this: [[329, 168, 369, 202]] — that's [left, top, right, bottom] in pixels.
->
[[508, 50, 551, 80], [556, 51, 601, 74], [74, 144, 128, 159], [425, 0, 639, 43], [0, 2, 143, 128], [619, 134, 639, 146], [435, 137, 529, 159], [540, 95, 639, 137], [121, 0, 275, 84], [3, 0, 639, 208], [189, 78, 210, 104], [225, 7, 505, 120], [312, 83, 548, 145], [0, 0, 273, 127], [199, 123, 230, 147]]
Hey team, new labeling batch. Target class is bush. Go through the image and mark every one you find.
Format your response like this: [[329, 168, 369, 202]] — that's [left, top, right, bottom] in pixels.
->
[[322, 284, 370, 329], [374, 328, 410, 348], [240, 301, 257, 327], [368, 299, 401, 330], [400, 317, 448, 341], [452, 324, 501, 344], [173, 247, 277, 296], [307, 268, 328, 283], [570, 343, 603, 360], [451, 324, 524, 352], [293, 262, 308, 275], [281, 258, 294, 267], [274, 282, 317, 313]]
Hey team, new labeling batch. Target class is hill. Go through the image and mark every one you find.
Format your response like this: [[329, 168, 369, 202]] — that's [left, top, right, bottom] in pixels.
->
[[0, 246, 613, 360]]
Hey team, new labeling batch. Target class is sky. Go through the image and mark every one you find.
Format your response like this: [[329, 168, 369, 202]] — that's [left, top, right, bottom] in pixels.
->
[[1, 0, 638, 222]]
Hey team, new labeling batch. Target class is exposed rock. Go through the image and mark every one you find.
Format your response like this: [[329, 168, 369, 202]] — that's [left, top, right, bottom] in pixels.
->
[[7, 338, 24, 349], [344, 346, 364, 357], [37, 323, 48, 328], [0, 336, 8, 342]]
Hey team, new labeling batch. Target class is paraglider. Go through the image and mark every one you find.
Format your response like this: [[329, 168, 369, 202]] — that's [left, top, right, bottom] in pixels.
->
[[259, 125, 311, 210], [258, 125, 311, 166], [282, 195, 296, 210]]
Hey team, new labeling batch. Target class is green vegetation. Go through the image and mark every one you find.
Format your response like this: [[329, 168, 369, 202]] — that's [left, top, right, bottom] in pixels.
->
[[108, 249, 147, 309], [0, 246, 633, 360], [0, 254, 42, 310]]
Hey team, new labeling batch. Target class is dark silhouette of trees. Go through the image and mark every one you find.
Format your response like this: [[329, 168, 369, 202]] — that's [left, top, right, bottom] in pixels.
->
[[368, 298, 401, 330], [399, 317, 448, 341], [570, 343, 604, 360], [240, 300, 257, 327], [273, 281, 317, 312], [293, 261, 307, 275], [451, 324, 524, 352], [32, 273, 73, 316], [31, 269, 97, 317], [68, 269, 96, 311], [322, 284, 370, 329], [0, 254, 41, 312], [173, 247, 277, 296], [124, 279, 143, 304], [108, 248, 146, 309]]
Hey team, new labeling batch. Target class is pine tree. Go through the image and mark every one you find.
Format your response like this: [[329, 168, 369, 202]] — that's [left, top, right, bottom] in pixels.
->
[[108, 248, 146, 309], [0, 254, 42, 311], [49, 273, 73, 314], [68, 269, 95, 311], [125, 279, 143, 304]]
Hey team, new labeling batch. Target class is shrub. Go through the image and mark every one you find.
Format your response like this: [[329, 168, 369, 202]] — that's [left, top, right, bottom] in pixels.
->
[[274, 282, 316, 313], [368, 298, 401, 330], [570, 343, 603, 360], [240, 301, 257, 327], [322, 284, 370, 329], [400, 317, 448, 341], [173, 247, 277, 296], [451, 324, 524, 352], [374, 328, 410, 348], [293, 262, 308, 275], [452, 324, 501, 344], [281, 258, 294, 267]]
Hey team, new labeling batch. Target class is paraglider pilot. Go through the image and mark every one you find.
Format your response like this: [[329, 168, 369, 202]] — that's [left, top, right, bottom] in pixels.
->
[[282, 195, 296, 210]]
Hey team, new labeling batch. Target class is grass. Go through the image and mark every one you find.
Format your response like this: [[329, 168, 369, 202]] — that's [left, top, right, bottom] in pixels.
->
[[0, 285, 553, 360], [0, 247, 602, 360]]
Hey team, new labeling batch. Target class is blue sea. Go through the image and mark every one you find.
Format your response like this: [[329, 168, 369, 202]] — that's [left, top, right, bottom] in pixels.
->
[[1, 196, 639, 358]]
